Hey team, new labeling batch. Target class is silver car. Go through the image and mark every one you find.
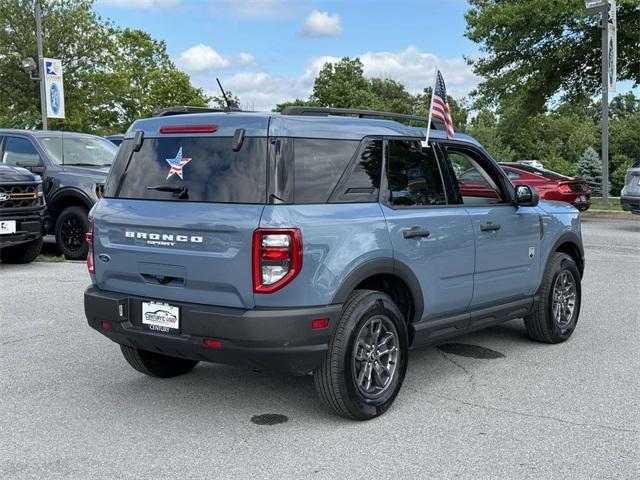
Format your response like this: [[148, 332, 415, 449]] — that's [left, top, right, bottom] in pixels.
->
[[621, 160, 640, 214]]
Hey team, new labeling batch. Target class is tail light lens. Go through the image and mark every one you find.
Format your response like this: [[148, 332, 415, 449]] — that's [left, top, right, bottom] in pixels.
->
[[86, 219, 95, 274], [558, 184, 572, 194], [253, 228, 302, 293]]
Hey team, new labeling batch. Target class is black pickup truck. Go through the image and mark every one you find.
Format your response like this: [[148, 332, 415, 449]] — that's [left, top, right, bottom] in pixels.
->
[[0, 164, 46, 263]]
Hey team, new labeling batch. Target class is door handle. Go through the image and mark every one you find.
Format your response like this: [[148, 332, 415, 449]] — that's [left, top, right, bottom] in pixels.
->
[[402, 227, 431, 239], [480, 222, 501, 232]]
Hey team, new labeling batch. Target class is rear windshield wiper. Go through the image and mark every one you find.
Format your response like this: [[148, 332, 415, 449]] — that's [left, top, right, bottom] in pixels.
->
[[146, 185, 189, 199]]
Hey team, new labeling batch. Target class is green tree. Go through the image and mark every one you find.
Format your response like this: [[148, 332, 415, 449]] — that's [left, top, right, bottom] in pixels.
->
[[0, 0, 208, 134], [465, 0, 640, 114], [311, 58, 373, 109], [576, 147, 604, 195], [466, 109, 515, 161]]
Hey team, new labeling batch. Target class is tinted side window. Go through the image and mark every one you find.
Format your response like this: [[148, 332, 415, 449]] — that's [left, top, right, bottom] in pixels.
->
[[3, 137, 40, 166], [331, 139, 382, 203], [446, 149, 505, 204], [387, 140, 446, 207], [294, 139, 358, 203]]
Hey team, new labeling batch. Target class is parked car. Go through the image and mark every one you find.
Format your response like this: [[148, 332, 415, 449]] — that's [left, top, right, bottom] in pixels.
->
[[518, 159, 544, 169], [620, 160, 640, 214], [105, 134, 124, 147], [458, 163, 591, 211], [84, 107, 584, 420], [0, 130, 117, 259], [0, 164, 46, 263]]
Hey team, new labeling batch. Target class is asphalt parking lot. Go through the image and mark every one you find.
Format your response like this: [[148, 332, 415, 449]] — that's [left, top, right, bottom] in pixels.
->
[[1, 217, 638, 480]]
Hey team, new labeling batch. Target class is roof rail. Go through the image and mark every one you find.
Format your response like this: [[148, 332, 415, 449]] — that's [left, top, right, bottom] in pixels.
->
[[280, 106, 441, 130], [152, 106, 239, 117]]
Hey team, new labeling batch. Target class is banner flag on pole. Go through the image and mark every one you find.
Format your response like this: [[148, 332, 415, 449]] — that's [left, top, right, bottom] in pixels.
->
[[43, 58, 65, 119]]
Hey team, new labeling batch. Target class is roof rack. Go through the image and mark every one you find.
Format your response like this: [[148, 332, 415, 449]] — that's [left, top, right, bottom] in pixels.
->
[[280, 106, 441, 130], [152, 106, 240, 117]]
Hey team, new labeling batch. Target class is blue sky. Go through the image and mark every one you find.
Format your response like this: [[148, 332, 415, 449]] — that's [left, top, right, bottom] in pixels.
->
[[95, 0, 634, 111]]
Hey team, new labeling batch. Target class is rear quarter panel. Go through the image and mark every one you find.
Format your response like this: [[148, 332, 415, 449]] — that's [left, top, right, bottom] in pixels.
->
[[256, 203, 391, 307]]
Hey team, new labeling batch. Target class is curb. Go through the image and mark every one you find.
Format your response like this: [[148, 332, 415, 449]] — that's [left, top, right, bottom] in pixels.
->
[[580, 209, 640, 221]]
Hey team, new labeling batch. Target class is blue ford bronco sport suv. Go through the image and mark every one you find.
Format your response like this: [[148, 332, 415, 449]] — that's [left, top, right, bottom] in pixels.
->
[[85, 107, 584, 420]]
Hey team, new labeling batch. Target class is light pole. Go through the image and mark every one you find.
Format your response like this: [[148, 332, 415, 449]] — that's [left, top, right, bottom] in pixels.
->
[[35, 1, 47, 130], [22, 2, 47, 129], [584, 0, 612, 206]]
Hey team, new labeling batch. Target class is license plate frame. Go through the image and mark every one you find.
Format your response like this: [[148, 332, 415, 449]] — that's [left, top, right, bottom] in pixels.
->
[[141, 301, 180, 334], [0, 220, 16, 235]]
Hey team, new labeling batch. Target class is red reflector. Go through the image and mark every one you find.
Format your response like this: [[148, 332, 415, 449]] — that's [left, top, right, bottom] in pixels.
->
[[86, 228, 95, 274], [311, 318, 329, 330], [159, 125, 218, 134], [558, 184, 572, 194], [203, 338, 222, 349], [261, 247, 290, 261], [101, 321, 113, 330]]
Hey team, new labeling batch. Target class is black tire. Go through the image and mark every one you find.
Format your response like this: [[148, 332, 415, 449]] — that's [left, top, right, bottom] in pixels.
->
[[55, 206, 89, 260], [314, 289, 409, 420], [524, 252, 581, 343], [120, 344, 199, 378], [0, 237, 43, 264]]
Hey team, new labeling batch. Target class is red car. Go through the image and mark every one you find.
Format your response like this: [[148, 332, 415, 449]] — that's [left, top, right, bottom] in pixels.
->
[[457, 163, 591, 211]]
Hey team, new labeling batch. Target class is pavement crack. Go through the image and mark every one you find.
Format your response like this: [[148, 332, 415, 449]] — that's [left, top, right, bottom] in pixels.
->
[[421, 390, 638, 434], [437, 349, 478, 392]]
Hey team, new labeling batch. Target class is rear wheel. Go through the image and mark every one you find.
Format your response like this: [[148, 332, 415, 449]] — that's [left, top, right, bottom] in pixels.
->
[[524, 252, 581, 343], [314, 289, 408, 420], [120, 345, 199, 378], [55, 206, 89, 260], [0, 237, 42, 264]]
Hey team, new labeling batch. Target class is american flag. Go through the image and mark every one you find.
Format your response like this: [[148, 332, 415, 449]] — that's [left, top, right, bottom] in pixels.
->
[[165, 147, 192, 180], [431, 70, 455, 139]]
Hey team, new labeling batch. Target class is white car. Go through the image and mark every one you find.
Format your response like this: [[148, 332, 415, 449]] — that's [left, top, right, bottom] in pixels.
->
[[518, 160, 544, 169]]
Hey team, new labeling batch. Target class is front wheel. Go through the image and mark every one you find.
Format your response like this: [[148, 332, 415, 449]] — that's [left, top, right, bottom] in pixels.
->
[[55, 206, 89, 260], [314, 290, 408, 420], [524, 252, 581, 343], [0, 237, 43, 264]]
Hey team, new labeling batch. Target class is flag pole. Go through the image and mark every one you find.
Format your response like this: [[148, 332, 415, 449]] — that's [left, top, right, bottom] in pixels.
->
[[424, 68, 438, 147]]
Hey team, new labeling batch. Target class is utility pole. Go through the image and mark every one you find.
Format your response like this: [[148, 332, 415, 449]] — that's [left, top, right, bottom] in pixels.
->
[[601, 7, 609, 206], [35, 1, 47, 130]]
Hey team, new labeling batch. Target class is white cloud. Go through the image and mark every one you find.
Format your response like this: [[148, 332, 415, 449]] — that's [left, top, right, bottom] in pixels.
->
[[186, 46, 478, 112], [300, 10, 342, 37], [177, 44, 231, 72], [99, 0, 179, 8], [358, 46, 478, 98], [236, 52, 257, 67]]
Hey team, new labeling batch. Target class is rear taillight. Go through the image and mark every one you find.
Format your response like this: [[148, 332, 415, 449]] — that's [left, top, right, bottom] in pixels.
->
[[558, 184, 572, 194], [252, 228, 302, 293], [86, 219, 95, 274]]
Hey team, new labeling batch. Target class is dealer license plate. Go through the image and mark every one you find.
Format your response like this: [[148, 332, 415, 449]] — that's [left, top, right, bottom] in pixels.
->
[[0, 220, 16, 235], [142, 301, 180, 333]]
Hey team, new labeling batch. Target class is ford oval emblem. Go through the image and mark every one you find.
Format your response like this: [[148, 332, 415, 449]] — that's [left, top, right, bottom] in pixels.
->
[[98, 253, 111, 263], [0, 192, 9, 202]]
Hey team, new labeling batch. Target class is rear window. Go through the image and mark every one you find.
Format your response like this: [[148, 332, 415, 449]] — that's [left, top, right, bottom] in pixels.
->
[[502, 163, 567, 179], [105, 137, 267, 203]]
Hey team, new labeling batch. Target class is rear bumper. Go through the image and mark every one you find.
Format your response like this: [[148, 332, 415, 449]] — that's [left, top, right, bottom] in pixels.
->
[[0, 208, 46, 247], [84, 286, 342, 375], [621, 195, 640, 213]]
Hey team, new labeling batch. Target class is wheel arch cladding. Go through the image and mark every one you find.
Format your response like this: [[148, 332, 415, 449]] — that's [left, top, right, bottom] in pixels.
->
[[331, 258, 424, 343], [49, 188, 92, 223], [551, 233, 584, 278]]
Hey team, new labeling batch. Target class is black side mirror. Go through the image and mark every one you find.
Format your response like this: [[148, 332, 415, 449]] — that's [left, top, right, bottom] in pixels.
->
[[514, 185, 539, 207]]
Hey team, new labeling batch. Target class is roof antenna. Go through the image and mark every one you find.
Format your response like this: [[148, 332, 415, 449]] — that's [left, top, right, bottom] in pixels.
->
[[216, 78, 235, 112]]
